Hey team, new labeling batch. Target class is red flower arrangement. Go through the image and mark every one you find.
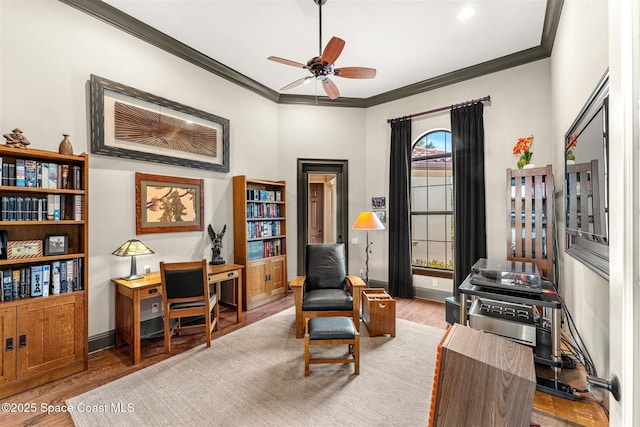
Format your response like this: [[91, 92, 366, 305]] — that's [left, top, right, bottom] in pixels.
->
[[566, 134, 578, 161], [513, 135, 534, 169]]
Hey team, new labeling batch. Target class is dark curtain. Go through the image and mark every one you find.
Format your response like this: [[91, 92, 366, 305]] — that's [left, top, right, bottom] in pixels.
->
[[388, 118, 413, 298], [451, 103, 487, 300]]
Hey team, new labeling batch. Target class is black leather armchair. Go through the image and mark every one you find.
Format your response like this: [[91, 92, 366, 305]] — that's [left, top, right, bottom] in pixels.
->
[[290, 243, 365, 338]]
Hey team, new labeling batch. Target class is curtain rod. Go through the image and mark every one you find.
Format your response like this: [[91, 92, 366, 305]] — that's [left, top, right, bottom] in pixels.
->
[[386, 95, 491, 123]]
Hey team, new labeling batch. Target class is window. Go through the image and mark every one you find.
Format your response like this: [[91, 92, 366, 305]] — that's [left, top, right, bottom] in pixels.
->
[[411, 130, 453, 272]]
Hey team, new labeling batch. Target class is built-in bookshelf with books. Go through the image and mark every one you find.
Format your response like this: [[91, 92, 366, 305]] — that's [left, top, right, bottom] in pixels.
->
[[233, 176, 287, 311], [0, 144, 88, 398]]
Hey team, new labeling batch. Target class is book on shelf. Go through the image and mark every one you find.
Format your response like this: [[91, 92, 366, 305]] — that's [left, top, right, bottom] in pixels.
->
[[25, 159, 37, 188], [51, 261, 61, 295], [76, 257, 83, 290], [72, 165, 81, 190], [46, 194, 61, 220], [19, 267, 29, 299], [36, 162, 42, 187], [15, 159, 25, 187], [60, 260, 68, 293], [59, 194, 66, 220], [11, 269, 20, 300], [49, 162, 58, 189], [73, 195, 83, 220], [41, 162, 50, 188], [15, 197, 24, 221], [8, 163, 15, 186], [0, 196, 6, 221], [22, 197, 30, 221], [1, 161, 8, 186], [2, 270, 12, 301], [8, 197, 16, 220], [60, 164, 69, 189], [42, 264, 50, 297], [30, 265, 43, 297], [66, 259, 75, 292], [38, 197, 47, 221]]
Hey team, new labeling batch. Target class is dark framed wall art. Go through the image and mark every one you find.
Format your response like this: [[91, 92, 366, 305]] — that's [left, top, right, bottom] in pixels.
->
[[90, 74, 230, 172], [135, 172, 204, 235]]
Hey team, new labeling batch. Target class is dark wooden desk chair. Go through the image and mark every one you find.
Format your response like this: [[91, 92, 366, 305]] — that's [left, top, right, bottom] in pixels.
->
[[160, 259, 218, 353], [290, 243, 365, 339]]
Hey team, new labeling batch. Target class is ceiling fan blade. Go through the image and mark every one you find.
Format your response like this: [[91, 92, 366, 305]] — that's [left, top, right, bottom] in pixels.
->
[[280, 77, 312, 91], [267, 56, 307, 69], [322, 78, 340, 100], [321, 36, 345, 65], [334, 67, 377, 79]]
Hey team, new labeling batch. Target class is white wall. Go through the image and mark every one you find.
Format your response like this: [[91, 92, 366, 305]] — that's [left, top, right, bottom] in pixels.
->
[[365, 59, 553, 292], [550, 0, 609, 375], [1, 1, 279, 336], [277, 104, 367, 276]]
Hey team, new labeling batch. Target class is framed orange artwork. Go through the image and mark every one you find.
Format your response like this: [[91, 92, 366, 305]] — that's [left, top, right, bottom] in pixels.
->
[[135, 172, 204, 234]]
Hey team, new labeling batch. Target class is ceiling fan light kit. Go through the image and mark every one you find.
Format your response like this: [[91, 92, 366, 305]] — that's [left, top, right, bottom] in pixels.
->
[[267, 0, 376, 100]]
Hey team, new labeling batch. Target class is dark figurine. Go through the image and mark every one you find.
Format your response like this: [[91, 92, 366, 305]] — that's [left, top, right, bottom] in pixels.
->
[[208, 224, 227, 265], [3, 128, 31, 149]]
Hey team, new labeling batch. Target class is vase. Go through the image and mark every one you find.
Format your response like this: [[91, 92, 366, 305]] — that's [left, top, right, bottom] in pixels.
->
[[566, 160, 575, 165], [58, 134, 73, 155], [523, 163, 536, 169]]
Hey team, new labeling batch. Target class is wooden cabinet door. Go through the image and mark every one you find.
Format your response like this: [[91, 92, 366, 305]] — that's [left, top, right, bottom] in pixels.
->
[[245, 260, 267, 310], [268, 257, 286, 295], [16, 294, 85, 379], [0, 307, 16, 385]]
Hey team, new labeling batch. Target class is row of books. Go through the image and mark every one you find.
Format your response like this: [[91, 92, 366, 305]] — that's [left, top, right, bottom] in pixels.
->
[[0, 158, 82, 190], [247, 189, 282, 202], [247, 220, 282, 238], [246, 202, 282, 219], [1, 194, 83, 221], [247, 238, 284, 261], [1, 258, 84, 302]]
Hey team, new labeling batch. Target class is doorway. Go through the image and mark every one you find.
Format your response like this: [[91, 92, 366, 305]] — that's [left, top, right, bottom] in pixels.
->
[[297, 159, 349, 274], [308, 175, 338, 244]]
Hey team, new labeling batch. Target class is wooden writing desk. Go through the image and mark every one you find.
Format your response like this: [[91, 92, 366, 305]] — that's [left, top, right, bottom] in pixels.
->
[[112, 263, 243, 364]]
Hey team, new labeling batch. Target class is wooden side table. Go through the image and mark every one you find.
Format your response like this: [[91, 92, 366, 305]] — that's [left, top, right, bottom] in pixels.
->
[[361, 288, 396, 337]]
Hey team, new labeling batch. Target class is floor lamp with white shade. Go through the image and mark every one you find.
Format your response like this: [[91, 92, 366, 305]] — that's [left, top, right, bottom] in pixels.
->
[[352, 211, 385, 286]]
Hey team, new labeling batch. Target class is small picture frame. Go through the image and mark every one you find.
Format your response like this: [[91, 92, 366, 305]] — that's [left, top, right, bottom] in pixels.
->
[[373, 210, 387, 222], [7, 240, 43, 259], [372, 196, 386, 209], [44, 234, 69, 256]]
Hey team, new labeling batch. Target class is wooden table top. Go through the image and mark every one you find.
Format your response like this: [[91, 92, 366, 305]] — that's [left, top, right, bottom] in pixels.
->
[[112, 263, 244, 289]]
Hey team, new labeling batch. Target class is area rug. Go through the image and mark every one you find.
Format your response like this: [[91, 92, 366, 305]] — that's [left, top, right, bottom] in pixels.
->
[[68, 308, 445, 426]]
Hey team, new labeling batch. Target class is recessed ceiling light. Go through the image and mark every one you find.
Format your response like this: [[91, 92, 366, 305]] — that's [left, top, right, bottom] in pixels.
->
[[457, 6, 476, 20]]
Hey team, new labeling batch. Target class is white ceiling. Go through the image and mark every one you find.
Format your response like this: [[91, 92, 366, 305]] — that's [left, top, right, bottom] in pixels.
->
[[101, 0, 549, 100]]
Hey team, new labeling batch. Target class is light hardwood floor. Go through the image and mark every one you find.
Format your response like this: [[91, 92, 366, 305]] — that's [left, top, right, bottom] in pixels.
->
[[0, 294, 607, 426]]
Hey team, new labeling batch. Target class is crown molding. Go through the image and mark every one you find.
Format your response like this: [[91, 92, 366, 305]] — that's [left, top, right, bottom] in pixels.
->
[[59, 0, 563, 109], [59, 0, 281, 103]]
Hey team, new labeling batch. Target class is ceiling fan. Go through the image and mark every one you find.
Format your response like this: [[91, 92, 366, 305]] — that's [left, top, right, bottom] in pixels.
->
[[267, 0, 376, 100]]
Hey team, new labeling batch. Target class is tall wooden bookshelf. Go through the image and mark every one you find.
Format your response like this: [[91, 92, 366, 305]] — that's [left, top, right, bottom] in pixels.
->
[[506, 165, 554, 281], [0, 145, 88, 398], [233, 176, 287, 311]]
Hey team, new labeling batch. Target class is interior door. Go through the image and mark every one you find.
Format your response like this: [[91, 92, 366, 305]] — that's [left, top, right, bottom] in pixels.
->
[[308, 182, 324, 243], [297, 159, 348, 275]]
